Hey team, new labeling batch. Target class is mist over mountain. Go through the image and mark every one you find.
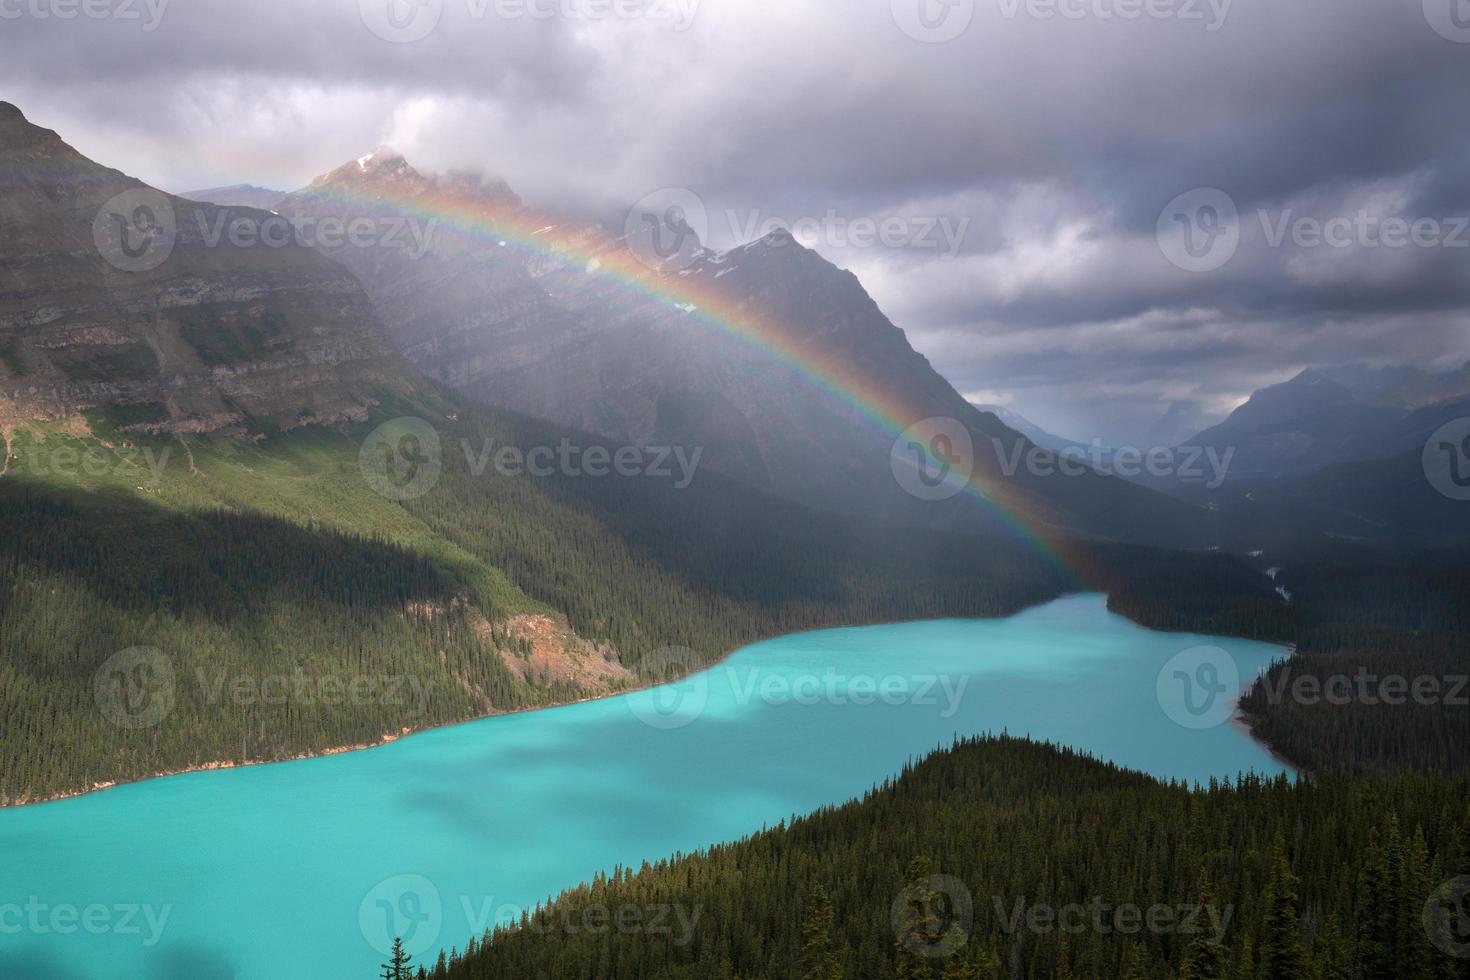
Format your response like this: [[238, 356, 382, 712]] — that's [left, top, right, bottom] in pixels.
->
[[183, 184, 288, 211], [274, 147, 1208, 545]]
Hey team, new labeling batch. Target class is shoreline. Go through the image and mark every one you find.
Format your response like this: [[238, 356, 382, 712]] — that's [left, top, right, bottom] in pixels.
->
[[1, 591, 1298, 809], [0, 624, 773, 811]]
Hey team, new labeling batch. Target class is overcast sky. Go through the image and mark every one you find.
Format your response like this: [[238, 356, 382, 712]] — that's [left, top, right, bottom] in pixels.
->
[[4, 0, 1468, 442]]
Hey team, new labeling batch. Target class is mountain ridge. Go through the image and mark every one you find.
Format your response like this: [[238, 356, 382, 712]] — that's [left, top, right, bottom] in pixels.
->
[[0, 102, 415, 436], [275, 147, 1209, 546]]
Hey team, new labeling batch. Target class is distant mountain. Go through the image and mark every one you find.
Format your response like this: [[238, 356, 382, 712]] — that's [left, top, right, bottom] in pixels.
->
[[1180, 367, 1470, 482], [1149, 401, 1218, 449], [181, 183, 287, 210], [1322, 361, 1470, 409], [970, 403, 1081, 454], [0, 103, 412, 435], [276, 149, 1207, 546]]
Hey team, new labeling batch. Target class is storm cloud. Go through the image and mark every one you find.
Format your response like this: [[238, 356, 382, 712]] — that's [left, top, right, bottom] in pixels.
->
[[3, 0, 1467, 441]]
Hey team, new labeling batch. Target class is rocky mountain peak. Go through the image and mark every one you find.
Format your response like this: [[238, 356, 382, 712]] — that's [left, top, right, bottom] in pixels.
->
[[0, 101, 69, 153], [305, 147, 521, 210]]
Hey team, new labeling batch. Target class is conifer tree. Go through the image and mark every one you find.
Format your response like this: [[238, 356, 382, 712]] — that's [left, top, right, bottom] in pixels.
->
[[1180, 869, 1227, 980], [1121, 942, 1148, 980], [799, 884, 842, 980], [1055, 929, 1074, 980], [1260, 842, 1305, 980], [381, 938, 413, 980]]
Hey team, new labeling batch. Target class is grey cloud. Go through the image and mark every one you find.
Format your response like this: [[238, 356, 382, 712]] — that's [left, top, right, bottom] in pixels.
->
[[1, 0, 1466, 441]]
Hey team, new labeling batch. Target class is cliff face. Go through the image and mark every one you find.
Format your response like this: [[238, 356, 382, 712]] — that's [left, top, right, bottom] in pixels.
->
[[0, 103, 414, 434]]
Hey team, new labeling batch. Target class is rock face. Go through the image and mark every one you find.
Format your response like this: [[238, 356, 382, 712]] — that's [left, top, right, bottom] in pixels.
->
[[279, 151, 1204, 545], [0, 103, 414, 434]]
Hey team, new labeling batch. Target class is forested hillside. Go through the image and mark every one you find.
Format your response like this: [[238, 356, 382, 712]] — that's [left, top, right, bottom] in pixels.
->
[[1100, 541, 1470, 778], [396, 736, 1470, 980], [0, 395, 1070, 804]]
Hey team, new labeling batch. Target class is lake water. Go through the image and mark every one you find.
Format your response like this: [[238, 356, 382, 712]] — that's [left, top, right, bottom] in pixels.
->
[[0, 594, 1289, 979]]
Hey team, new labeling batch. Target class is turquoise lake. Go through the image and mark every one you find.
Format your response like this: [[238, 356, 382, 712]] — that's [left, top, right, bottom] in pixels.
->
[[0, 594, 1290, 979]]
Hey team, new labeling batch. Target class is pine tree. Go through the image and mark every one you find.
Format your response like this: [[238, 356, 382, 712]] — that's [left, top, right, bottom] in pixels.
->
[[381, 937, 413, 980], [1121, 942, 1148, 980], [1309, 914, 1351, 980], [1403, 827, 1436, 979], [1180, 868, 1227, 980], [894, 858, 939, 980], [1357, 829, 1392, 977], [1055, 929, 1074, 980], [1260, 842, 1306, 980], [799, 884, 842, 980]]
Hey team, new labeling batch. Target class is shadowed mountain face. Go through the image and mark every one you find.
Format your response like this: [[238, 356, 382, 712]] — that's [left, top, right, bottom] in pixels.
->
[[1183, 367, 1470, 482], [0, 104, 413, 435], [278, 151, 1206, 546]]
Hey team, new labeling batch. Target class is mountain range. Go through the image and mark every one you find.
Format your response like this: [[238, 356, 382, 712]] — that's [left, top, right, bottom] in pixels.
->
[[1181, 366, 1470, 482], [222, 146, 1204, 545]]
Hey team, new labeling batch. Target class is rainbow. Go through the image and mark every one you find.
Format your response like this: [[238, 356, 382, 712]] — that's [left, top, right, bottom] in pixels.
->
[[278, 178, 1090, 581]]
